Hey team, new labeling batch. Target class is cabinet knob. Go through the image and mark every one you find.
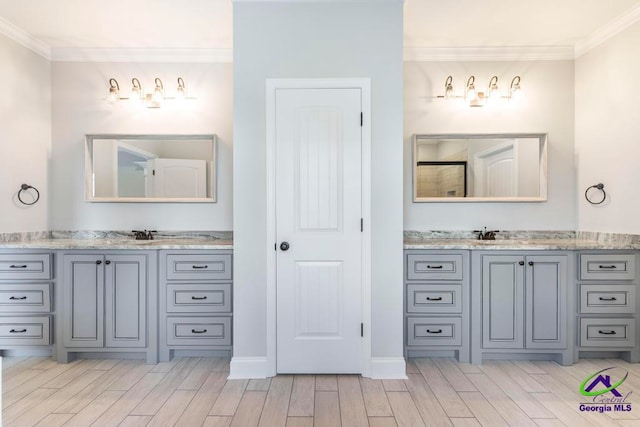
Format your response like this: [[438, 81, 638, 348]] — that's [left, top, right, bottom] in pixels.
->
[[105, 260, 111, 265], [518, 261, 524, 266], [96, 260, 102, 265], [528, 261, 534, 266]]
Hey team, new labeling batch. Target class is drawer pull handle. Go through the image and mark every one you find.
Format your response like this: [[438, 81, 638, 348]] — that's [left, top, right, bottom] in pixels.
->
[[9, 296, 27, 300], [9, 265, 27, 269], [191, 296, 208, 300], [599, 265, 617, 269], [9, 329, 27, 333], [192, 265, 209, 269], [191, 329, 208, 334], [599, 297, 617, 301], [598, 330, 617, 335], [426, 297, 443, 301], [426, 329, 443, 334], [427, 265, 443, 269]]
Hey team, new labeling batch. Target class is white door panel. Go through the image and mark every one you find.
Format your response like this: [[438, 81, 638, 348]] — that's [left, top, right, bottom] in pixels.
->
[[276, 88, 362, 373], [147, 158, 207, 198]]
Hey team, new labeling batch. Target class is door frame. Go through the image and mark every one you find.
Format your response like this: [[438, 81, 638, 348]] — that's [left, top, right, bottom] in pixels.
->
[[265, 78, 372, 377]]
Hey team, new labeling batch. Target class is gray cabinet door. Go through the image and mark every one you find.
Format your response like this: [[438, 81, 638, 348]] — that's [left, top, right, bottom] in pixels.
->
[[105, 255, 146, 348], [482, 255, 524, 349], [525, 255, 567, 349], [63, 255, 104, 348]]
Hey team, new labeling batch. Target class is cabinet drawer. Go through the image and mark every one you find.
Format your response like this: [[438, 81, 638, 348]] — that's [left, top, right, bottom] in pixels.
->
[[0, 284, 51, 313], [166, 254, 232, 281], [406, 284, 462, 313], [166, 284, 231, 313], [167, 316, 231, 346], [580, 318, 635, 347], [0, 254, 52, 280], [406, 254, 463, 281], [407, 317, 461, 346], [580, 254, 636, 280], [580, 285, 636, 314], [0, 316, 50, 345]]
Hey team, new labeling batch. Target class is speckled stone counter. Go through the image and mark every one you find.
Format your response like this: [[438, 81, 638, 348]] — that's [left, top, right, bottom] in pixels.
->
[[0, 230, 233, 250], [403, 230, 640, 251]]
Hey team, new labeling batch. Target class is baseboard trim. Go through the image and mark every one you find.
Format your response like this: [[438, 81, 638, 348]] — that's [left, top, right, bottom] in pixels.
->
[[370, 357, 407, 379], [229, 357, 271, 379]]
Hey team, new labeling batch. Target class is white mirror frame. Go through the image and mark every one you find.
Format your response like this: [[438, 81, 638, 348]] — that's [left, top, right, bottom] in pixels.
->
[[413, 133, 548, 203], [85, 134, 217, 203]]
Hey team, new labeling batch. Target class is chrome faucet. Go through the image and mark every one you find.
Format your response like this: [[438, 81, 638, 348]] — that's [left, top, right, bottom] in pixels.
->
[[473, 227, 500, 240], [132, 230, 156, 240]]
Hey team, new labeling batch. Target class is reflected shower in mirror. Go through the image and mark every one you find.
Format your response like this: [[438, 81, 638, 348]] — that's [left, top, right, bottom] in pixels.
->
[[413, 133, 547, 202], [85, 134, 217, 202]]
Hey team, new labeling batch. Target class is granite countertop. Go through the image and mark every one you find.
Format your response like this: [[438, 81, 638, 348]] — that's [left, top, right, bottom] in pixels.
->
[[0, 231, 234, 250], [403, 231, 640, 251]]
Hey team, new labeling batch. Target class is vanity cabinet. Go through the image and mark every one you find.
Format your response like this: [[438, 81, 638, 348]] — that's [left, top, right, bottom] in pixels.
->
[[159, 250, 232, 361], [0, 251, 53, 350], [577, 252, 639, 362], [404, 250, 470, 361], [471, 252, 572, 365], [57, 251, 157, 363]]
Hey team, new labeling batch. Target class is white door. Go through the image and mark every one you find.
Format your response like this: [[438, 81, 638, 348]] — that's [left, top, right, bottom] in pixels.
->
[[147, 158, 207, 198], [474, 142, 518, 197], [275, 88, 363, 373]]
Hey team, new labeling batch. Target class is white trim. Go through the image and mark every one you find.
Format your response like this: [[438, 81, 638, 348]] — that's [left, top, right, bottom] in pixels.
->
[[228, 357, 270, 379], [265, 78, 372, 378], [50, 47, 233, 63], [0, 16, 50, 59], [575, 4, 640, 57], [370, 357, 408, 379], [404, 46, 575, 62]]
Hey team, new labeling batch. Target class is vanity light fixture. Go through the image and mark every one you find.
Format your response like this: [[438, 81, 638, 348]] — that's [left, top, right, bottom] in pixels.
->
[[176, 77, 187, 101], [107, 77, 194, 108], [130, 78, 144, 106], [108, 78, 119, 104], [438, 74, 523, 107]]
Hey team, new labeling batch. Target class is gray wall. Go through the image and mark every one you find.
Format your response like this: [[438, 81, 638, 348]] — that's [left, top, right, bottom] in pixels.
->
[[233, 2, 404, 360], [576, 21, 640, 234], [0, 34, 51, 233], [404, 60, 576, 231], [50, 62, 233, 231]]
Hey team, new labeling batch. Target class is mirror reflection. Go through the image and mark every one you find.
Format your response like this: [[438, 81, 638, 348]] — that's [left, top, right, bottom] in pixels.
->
[[86, 134, 216, 202], [413, 134, 547, 202]]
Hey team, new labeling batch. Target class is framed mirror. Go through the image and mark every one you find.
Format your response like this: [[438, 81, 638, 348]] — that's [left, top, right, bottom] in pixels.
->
[[413, 133, 547, 202], [85, 134, 217, 202]]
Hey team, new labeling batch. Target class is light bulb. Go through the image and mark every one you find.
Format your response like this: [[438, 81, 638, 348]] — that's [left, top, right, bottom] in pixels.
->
[[465, 76, 477, 103], [444, 76, 454, 100], [487, 76, 500, 103], [509, 76, 523, 102]]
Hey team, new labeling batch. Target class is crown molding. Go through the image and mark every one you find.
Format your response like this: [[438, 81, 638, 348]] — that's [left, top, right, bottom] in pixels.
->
[[403, 46, 575, 62], [575, 4, 640, 57], [0, 16, 50, 59], [50, 47, 233, 63]]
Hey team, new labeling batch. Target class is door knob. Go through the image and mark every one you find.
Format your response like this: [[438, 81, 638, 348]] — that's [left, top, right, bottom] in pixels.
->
[[280, 242, 290, 251]]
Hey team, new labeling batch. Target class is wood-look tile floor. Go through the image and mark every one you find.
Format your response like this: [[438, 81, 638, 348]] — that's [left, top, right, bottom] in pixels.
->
[[3, 356, 640, 426]]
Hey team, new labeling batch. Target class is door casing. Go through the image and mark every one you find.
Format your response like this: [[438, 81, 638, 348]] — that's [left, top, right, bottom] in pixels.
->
[[265, 78, 372, 377]]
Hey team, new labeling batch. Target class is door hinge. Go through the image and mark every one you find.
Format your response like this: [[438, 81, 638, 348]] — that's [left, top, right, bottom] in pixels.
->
[[360, 112, 363, 127], [361, 323, 364, 337], [360, 218, 363, 232], [152, 170, 155, 176]]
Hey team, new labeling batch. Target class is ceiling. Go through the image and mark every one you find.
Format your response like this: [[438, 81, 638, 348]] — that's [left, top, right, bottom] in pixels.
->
[[0, 0, 639, 58]]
